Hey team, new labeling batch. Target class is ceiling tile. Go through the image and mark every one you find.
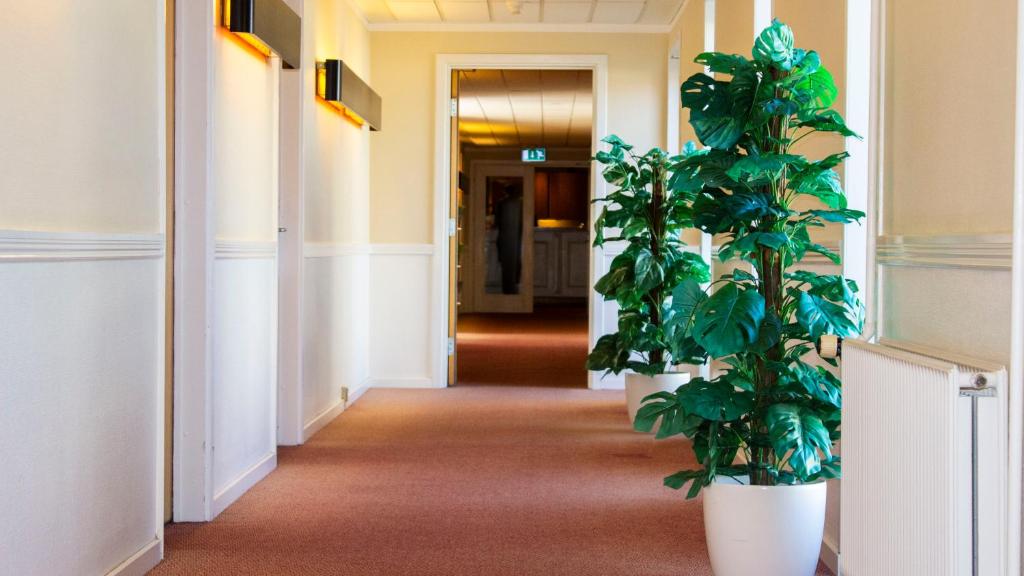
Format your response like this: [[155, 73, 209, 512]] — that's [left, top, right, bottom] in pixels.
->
[[541, 2, 592, 23], [353, 0, 396, 21], [591, 1, 644, 23], [487, 0, 540, 22], [637, 0, 682, 24], [439, 1, 491, 21], [386, 1, 442, 20]]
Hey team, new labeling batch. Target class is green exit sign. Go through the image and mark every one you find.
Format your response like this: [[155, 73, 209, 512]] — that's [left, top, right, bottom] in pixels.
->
[[521, 148, 546, 162]]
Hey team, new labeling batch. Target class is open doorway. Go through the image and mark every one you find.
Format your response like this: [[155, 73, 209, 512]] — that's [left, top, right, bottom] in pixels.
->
[[451, 69, 593, 388]]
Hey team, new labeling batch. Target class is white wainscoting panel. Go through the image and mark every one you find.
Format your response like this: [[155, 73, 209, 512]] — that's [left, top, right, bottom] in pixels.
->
[[0, 231, 163, 576], [211, 241, 277, 515], [369, 244, 438, 388], [302, 243, 371, 440]]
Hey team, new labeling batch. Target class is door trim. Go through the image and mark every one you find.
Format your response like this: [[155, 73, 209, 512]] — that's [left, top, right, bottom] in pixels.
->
[[434, 53, 608, 389]]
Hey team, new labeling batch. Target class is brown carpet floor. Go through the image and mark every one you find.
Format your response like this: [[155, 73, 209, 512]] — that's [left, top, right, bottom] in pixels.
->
[[154, 387, 831, 575], [456, 305, 588, 388]]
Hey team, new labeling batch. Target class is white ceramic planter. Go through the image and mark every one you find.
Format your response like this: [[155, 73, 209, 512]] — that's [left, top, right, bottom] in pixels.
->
[[625, 372, 690, 426], [703, 477, 826, 576]]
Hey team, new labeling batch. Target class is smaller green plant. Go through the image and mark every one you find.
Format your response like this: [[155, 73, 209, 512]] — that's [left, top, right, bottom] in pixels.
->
[[586, 138, 711, 377]]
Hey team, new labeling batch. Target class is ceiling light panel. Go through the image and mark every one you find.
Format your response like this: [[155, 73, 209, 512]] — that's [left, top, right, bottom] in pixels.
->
[[386, 1, 442, 20], [439, 1, 491, 21], [591, 1, 644, 23], [541, 2, 592, 23]]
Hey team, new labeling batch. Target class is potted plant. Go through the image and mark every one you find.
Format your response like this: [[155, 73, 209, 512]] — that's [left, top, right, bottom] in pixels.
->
[[634, 20, 864, 576], [586, 138, 711, 423]]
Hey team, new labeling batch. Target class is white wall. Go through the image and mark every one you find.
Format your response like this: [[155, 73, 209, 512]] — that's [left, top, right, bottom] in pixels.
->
[[0, 1, 166, 574]]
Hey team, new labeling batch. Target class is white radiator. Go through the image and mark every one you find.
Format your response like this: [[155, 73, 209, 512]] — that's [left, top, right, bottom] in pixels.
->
[[841, 339, 1007, 576]]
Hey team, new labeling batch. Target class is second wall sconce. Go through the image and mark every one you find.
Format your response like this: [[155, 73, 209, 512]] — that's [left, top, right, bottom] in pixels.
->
[[316, 59, 382, 131], [222, 0, 301, 69]]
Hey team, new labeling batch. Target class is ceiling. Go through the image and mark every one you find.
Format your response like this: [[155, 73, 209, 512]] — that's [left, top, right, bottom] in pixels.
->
[[351, 0, 685, 26], [457, 69, 593, 148]]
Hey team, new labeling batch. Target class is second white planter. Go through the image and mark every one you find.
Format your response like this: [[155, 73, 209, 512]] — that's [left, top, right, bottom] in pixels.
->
[[624, 372, 690, 426], [702, 476, 827, 576]]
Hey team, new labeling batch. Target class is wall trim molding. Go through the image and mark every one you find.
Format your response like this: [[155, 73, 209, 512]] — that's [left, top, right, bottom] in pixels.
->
[[0, 229, 164, 262], [105, 537, 162, 576], [367, 376, 440, 389], [302, 399, 346, 443], [304, 242, 371, 258], [876, 234, 1012, 270], [214, 239, 277, 259], [369, 243, 435, 256], [211, 451, 277, 517]]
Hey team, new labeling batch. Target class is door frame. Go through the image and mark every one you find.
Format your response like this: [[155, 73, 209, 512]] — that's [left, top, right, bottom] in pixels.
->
[[433, 53, 609, 389]]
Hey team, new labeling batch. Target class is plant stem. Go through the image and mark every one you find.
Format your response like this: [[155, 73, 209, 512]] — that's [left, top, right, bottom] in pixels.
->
[[649, 156, 666, 366], [749, 69, 790, 486]]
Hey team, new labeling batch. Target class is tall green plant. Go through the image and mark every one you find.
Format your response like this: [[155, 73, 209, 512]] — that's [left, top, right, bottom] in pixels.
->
[[635, 20, 864, 494], [587, 139, 711, 376]]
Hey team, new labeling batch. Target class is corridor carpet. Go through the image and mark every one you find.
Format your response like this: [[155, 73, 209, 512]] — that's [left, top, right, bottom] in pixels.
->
[[153, 387, 831, 575], [456, 305, 588, 388]]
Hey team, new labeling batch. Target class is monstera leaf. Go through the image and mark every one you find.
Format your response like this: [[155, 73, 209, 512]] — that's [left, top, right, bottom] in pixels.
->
[[692, 284, 765, 357], [765, 404, 832, 479]]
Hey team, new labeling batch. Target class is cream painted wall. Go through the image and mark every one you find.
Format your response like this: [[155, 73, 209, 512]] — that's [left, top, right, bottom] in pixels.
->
[[0, 1, 165, 574], [884, 0, 1017, 236], [369, 31, 668, 244], [715, 0, 754, 57], [0, 1, 162, 234]]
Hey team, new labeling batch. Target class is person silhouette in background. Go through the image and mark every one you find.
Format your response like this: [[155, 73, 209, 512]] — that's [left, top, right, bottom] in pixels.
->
[[492, 182, 523, 295]]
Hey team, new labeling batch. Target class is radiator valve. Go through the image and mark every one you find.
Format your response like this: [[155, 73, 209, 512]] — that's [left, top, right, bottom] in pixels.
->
[[816, 335, 842, 359]]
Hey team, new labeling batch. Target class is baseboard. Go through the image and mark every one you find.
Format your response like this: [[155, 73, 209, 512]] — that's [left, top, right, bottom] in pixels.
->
[[346, 378, 372, 407], [302, 399, 346, 443], [820, 534, 839, 575], [105, 537, 162, 576], [367, 377, 439, 388], [211, 451, 277, 517]]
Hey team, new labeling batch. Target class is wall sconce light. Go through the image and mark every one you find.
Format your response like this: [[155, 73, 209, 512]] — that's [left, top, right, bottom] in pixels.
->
[[222, 0, 301, 69], [316, 59, 382, 131]]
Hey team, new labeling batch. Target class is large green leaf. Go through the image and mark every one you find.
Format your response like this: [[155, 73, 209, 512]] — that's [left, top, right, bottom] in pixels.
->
[[794, 110, 859, 138], [795, 291, 859, 339], [793, 66, 838, 109], [671, 278, 707, 323], [692, 284, 765, 357], [633, 249, 665, 292], [765, 404, 832, 478], [676, 377, 755, 422], [725, 153, 804, 183], [752, 20, 795, 69]]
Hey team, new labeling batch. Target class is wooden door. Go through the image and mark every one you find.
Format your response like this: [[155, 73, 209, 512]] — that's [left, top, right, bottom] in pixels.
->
[[447, 72, 459, 385]]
